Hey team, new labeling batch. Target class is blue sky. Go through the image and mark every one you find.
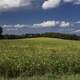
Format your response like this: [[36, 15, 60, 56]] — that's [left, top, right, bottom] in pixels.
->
[[0, 0, 80, 26], [0, 4, 80, 25], [0, 0, 79, 24], [1, 0, 80, 35]]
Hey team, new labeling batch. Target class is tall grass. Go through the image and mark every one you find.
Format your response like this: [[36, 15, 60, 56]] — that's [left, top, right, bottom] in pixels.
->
[[0, 38, 80, 78]]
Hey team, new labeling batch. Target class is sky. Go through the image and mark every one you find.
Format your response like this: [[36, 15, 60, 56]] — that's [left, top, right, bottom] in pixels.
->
[[0, 0, 80, 29]]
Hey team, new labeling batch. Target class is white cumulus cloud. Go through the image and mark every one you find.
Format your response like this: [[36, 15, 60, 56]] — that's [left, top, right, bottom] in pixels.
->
[[42, 0, 80, 10], [33, 20, 70, 28], [0, 0, 32, 10], [33, 21, 58, 27], [2, 20, 71, 28], [60, 21, 70, 27], [42, 0, 61, 10]]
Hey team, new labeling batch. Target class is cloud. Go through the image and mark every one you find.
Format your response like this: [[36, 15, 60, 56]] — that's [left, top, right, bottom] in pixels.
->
[[0, 0, 80, 11], [71, 30, 80, 34], [2, 24, 31, 28], [33, 20, 70, 27], [74, 0, 80, 5], [2, 20, 72, 28], [0, 0, 32, 10], [75, 21, 80, 24], [42, 0, 80, 10], [42, 0, 61, 10], [33, 21, 59, 27], [73, 30, 80, 33], [63, 0, 73, 3], [14, 24, 27, 28], [60, 21, 70, 27], [63, 0, 80, 5]]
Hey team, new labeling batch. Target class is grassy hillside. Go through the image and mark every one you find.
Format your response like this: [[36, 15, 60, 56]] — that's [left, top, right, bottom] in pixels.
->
[[0, 37, 80, 79]]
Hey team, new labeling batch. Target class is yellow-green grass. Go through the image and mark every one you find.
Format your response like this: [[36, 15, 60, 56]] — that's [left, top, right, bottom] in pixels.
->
[[0, 37, 80, 78], [1, 74, 80, 80]]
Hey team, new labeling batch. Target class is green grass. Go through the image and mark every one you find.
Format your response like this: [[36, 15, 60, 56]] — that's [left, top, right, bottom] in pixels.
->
[[1, 74, 80, 80], [0, 37, 80, 79]]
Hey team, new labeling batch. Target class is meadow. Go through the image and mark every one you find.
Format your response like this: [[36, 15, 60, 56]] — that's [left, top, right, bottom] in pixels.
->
[[0, 37, 80, 80]]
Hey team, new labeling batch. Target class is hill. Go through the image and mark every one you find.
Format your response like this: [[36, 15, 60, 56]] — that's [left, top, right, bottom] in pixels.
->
[[0, 37, 80, 80]]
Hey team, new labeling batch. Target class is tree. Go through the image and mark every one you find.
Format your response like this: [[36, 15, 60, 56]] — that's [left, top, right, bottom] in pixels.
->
[[0, 26, 3, 36]]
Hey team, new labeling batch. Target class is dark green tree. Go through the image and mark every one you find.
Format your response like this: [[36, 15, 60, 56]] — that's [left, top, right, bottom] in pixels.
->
[[0, 26, 3, 36]]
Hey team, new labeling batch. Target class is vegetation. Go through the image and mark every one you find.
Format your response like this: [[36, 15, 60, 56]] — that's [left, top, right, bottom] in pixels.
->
[[0, 26, 3, 39], [0, 37, 80, 79], [0, 26, 80, 40], [0, 26, 2, 35], [2, 32, 80, 40], [0, 74, 80, 80]]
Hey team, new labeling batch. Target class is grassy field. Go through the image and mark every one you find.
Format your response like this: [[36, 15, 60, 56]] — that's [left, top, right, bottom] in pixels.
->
[[0, 37, 80, 79]]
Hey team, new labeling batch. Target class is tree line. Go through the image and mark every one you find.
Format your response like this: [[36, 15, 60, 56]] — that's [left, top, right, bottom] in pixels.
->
[[0, 26, 80, 40]]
